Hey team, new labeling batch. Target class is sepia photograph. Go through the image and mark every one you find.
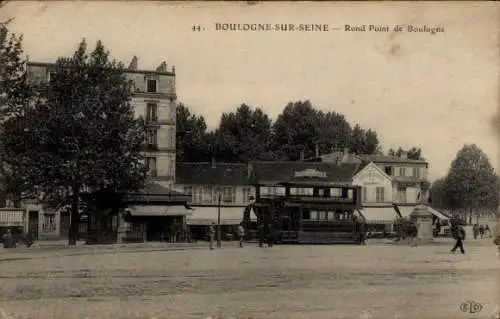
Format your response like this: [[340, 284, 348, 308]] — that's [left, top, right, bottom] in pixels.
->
[[0, 1, 498, 318]]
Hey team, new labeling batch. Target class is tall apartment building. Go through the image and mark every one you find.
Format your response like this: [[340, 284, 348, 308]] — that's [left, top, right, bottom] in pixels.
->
[[25, 56, 177, 184]]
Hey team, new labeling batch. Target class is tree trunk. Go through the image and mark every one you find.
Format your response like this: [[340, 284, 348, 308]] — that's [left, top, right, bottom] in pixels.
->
[[468, 207, 473, 226], [68, 189, 80, 246]]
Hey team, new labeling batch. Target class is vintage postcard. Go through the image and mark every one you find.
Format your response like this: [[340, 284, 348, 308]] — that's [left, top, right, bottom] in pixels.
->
[[0, 1, 498, 319]]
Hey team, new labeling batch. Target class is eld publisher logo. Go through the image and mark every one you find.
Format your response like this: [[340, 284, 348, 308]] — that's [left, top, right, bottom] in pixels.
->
[[460, 300, 484, 314]]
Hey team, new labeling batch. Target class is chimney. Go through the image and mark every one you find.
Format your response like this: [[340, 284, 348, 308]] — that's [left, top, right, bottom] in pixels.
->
[[300, 150, 304, 162], [156, 61, 167, 72], [211, 157, 216, 168], [128, 56, 138, 70], [315, 144, 319, 158], [400, 151, 408, 159]]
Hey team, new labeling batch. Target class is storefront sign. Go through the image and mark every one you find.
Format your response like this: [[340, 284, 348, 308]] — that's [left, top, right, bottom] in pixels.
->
[[294, 169, 327, 178]]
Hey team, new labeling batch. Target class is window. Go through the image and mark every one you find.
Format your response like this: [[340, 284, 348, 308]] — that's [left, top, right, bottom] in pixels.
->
[[47, 71, 56, 84], [384, 166, 393, 176], [242, 187, 253, 204], [202, 186, 213, 204], [327, 211, 335, 220], [398, 167, 406, 177], [318, 210, 326, 220], [192, 187, 202, 203], [147, 79, 157, 93], [362, 187, 367, 202], [291, 188, 313, 196], [375, 187, 385, 203], [146, 103, 158, 123], [42, 213, 56, 233], [318, 189, 324, 197], [331, 188, 342, 197], [310, 210, 318, 220], [146, 129, 158, 148], [412, 167, 420, 178], [347, 189, 354, 199], [169, 127, 175, 149], [222, 187, 236, 203], [146, 157, 157, 177], [397, 187, 407, 203]]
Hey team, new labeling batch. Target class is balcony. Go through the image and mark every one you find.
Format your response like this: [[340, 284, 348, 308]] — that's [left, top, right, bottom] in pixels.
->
[[145, 116, 159, 125]]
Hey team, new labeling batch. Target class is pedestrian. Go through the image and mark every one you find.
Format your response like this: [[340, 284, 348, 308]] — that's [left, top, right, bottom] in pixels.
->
[[409, 223, 418, 247], [492, 221, 500, 247], [485, 225, 491, 238], [479, 224, 485, 239], [2, 229, 13, 249], [208, 222, 215, 250], [359, 221, 366, 245], [472, 224, 478, 240], [451, 224, 466, 254], [237, 223, 245, 248]]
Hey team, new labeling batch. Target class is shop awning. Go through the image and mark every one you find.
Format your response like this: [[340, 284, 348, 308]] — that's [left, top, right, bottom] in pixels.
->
[[187, 206, 255, 225], [359, 207, 399, 224], [397, 205, 416, 218], [128, 205, 188, 216]]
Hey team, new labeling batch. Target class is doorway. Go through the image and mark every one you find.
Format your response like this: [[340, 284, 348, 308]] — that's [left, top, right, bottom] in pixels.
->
[[28, 211, 39, 240]]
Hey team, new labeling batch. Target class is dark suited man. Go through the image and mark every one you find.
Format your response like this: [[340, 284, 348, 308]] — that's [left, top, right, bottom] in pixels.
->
[[451, 224, 466, 254]]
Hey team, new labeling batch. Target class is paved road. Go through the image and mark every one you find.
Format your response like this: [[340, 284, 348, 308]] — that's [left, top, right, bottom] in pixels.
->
[[0, 239, 498, 319]]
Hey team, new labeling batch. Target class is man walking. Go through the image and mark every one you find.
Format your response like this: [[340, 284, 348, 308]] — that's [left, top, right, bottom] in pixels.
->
[[208, 222, 216, 250], [451, 224, 466, 254], [237, 223, 245, 248]]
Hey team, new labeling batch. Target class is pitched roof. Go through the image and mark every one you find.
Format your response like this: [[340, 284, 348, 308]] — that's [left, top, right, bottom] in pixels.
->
[[125, 182, 190, 203], [248, 161, 360, 184], [352, 161, 393, 181], [355, 154, 427, 164], [176, 162, 249, 186]]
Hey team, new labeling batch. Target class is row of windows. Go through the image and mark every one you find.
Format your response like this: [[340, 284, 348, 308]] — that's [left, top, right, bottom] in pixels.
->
[[183, 186, 254, 205], [48, 73, 161, 94], [304, 210, 353, 221], [360, 186, 414, 203], [259, 186, 354, 199], [383, 166, 423, 178]]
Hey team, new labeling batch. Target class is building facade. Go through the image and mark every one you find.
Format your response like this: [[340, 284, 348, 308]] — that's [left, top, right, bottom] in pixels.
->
[[309, 148, 430, 205], [174, 162, 254, 229], [25, 57, 177, 184]]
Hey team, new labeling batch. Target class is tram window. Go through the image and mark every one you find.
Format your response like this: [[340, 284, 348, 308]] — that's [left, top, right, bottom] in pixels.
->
[[275, 187, 286, 196], [318, 211, 326, 220], [310, 210, 318, 220], [302, 209, 311, 220], [318, 189, 324, 196], [347, 189, 354, 199], [290, 187, 298, 195], [331, 188, 342, 197], [327, 211, 335, 220]]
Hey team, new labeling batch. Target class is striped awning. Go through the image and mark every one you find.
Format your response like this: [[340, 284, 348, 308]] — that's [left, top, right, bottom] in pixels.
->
[[128, 205, 189, 217], [397, 205, 417, 218], [359, 207, 399, 224], [427, 207, 450, 220], [187, 206, 255, 226]]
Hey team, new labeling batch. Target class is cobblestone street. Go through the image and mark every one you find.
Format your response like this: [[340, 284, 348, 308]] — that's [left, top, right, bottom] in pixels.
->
[[0, 239, 498, 319]]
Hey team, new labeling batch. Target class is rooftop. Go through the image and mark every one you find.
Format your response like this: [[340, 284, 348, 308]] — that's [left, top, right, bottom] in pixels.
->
[[176, 162, 249, 186]]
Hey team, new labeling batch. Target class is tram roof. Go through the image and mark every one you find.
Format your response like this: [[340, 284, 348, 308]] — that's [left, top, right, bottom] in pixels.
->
[[248, 161, 360, 185]]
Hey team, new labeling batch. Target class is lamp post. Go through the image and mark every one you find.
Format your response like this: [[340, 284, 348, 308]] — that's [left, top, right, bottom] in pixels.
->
[[217, 184, 222, 248]]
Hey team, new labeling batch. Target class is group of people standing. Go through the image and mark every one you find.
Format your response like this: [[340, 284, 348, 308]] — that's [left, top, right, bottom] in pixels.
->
[[207, 222, 246, 250], [472, 224, 491, 240]]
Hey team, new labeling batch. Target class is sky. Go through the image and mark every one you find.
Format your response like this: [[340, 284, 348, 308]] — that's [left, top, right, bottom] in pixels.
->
[[1, 1, 499, 181]]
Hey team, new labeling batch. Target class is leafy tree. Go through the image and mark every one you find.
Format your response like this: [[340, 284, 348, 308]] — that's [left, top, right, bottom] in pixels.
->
[[441, 144, 499, 224], [272, 100, 319, 160], [428, 177, 446, 208], [349, 124, 381, 155], [0, 20, 33, 207], [176, 103, 212, 162], [0, 39, 148, 245], [315, 110, 352, 155], [215, 103, 275, 162]]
